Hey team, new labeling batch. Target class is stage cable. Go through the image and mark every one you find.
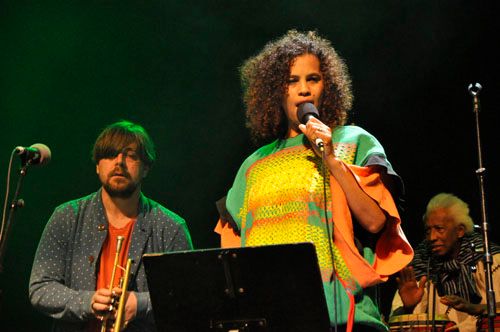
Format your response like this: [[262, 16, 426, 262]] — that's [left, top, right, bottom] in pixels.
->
[[320, 148, 338, 332]]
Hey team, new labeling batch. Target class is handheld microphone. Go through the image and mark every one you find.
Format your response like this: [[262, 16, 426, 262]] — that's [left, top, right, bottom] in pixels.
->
[[14, 143, 51, 166], [297, 103, 324, 149]]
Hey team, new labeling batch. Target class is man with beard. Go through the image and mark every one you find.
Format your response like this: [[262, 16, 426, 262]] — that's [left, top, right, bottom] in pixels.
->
[[29, 120, 193, 331], [390, 193, 500, 331]]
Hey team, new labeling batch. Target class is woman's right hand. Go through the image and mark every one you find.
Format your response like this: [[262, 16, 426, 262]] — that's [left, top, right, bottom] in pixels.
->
[[298, 117, 333, 158]]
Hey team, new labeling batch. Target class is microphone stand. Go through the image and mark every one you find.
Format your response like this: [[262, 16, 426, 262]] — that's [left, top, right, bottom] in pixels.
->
[[0, 163, 28, 273], [431, 282, 437, 332], [468, 82, 496, 332], [0, 157, 30, 318]]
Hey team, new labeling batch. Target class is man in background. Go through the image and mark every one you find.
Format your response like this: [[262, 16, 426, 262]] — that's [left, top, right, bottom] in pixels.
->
[[391, 193, 500, 331], [29, 120, 193, 331]]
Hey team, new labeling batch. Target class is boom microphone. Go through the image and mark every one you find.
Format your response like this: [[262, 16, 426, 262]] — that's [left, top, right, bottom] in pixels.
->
[[297, 103, 324, 149], [15, 143, 51, 166]]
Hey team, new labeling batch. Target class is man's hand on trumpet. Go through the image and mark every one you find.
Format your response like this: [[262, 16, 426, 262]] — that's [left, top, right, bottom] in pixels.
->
[[91, 287, 118, 320], [90, 287, 138, 323], [122, 290, 138, 323]]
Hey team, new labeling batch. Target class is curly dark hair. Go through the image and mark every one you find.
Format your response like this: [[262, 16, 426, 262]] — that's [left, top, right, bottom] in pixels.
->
[[240, 30, 353, 143]]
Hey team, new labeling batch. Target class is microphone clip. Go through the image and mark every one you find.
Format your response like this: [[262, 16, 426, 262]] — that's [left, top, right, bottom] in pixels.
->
[[14, 144, 51, 166], [315, 138, 325, 152]]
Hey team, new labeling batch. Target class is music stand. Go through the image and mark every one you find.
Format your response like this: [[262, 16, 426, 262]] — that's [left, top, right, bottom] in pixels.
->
[[143, 242, 330, 332]]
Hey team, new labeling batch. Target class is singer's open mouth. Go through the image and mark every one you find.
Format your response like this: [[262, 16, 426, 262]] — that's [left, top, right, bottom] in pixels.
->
[[295, 100, 314, 107]]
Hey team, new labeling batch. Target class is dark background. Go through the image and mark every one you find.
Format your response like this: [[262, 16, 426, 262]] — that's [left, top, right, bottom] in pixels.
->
[[1, 1, 499, 330]]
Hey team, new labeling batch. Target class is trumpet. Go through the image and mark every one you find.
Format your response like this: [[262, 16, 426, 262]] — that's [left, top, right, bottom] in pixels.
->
[[101, 235, 133, 332]]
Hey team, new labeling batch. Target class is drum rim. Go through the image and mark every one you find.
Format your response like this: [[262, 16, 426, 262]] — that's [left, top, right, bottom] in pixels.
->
[[388, 313, 452, 324]]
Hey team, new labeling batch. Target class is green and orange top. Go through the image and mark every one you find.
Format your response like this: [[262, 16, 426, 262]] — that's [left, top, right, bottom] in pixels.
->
[[216, 125, 413, 331]]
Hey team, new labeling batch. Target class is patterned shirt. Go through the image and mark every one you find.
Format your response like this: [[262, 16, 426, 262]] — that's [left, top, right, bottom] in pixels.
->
[[29, 189, 193, 332]]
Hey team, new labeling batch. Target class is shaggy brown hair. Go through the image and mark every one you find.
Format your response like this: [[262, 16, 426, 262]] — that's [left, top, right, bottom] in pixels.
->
[[92, 120, 156, 167], [241, 30, 353, 143]]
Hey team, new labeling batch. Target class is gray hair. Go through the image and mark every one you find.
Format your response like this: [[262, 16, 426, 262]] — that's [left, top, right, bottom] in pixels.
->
[[423, 193, 474, 233]]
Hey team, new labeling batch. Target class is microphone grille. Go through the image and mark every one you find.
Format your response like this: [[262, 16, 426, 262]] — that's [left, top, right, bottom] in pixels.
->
[[31, 143, 52, 165], [297, 103, 319, 124]]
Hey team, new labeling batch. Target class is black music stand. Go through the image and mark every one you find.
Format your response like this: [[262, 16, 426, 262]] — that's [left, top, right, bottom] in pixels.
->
[[143, 242, 330, 332]]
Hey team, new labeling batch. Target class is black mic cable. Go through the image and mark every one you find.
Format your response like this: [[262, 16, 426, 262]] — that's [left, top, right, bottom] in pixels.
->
[[320, 147, 338, 332]]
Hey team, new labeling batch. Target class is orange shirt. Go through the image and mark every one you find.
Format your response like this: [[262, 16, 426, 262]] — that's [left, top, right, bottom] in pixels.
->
[[88, 220, 136, 332], [97, 220, 135, 291]]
